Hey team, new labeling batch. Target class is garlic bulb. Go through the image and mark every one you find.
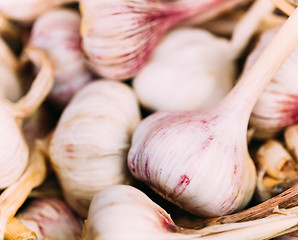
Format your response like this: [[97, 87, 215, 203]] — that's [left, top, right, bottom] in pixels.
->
[[0, 47, 53, 189], [255, 139, 298, 202], [127, 8, 298, 217], [29, 8, 93, 107], [17, 197, 82, 240], [82, 185, 298, 240], [0, 0, 77, 24], [49, 80, 141, 217], [133, 0, 274, 111], [244, 26, 298, 139], [80, 0, 247, 80], [0, 38, 21, 102]]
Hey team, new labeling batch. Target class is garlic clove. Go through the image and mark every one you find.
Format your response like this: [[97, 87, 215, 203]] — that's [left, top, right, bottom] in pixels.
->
[[255, 139, 298, 202], [49, 80, 141, 217], [16, 197, 82, 240], [0, 0, 77, 24], [29, 8, 93, 108], [80, 0, 247, 80], [284, 124, 298, 159], [128, 4, 298, 217], [83, 185, 298, 240]]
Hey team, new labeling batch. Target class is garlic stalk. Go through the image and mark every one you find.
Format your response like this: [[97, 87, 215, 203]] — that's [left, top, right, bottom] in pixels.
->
[[80, 0, 247, 80], [82, 185, 298, 240], [5, 217, 37, 240], [0, 0, 77, 24], [29, 8, 93, 107], [0, 37, 22, 102], [0, 140, 47, 239], [128, 7, 298, 217], [49, 80, 141, 217], [244, 25, 298, 139], [275, 231, 298, 239], [255, 139, 298, 202], [133, 0, 274, 111], [16, 197, 82, 240], [0, 46, 53, 189]]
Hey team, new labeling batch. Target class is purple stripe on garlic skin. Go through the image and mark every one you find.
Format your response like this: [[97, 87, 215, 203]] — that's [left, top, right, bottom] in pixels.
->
[[49, 80, 141, 217], [133, 0, 274, 112], [16, 197, 82, 240], [128, 5, 298, 217], [244, 27, 298, 139], [29, 8, 92, 108], [80, 0, 246, 80], [0, 0, 77, 24]]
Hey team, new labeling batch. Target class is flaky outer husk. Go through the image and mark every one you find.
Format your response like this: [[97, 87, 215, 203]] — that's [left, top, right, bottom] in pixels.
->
[[128, 110, 256, 217], [0, 0, 77, 24], [133, 27, 234, 111], [0, 101, 28, 189], [49, 80, 141, 217], [80, 0, 246, 80], [29, 8, 92, 107], [246, 27, 298, 140], [17, 197, 82, 240]]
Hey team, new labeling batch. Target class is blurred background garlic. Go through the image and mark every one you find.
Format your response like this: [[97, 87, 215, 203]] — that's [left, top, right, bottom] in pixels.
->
[[133, 0, 274, 111], [127, 9, 298, 217], [49, 80, 141, 217], [80, 0, 248, 80], [29, 8, 93, 108], [0, 0, 77, 24], [0, 47, 53, 189], [243, 26, 298, 139], [0, 38, 22, 102], [17, 197, 82, 240], [83, 185, 298, 240]]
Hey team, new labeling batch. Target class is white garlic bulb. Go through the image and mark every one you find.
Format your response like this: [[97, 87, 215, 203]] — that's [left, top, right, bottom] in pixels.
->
[[80, 0, 247, 80], [128, 8, 298, 217], [244, 27, 298, 139], [17, 197, 82, 240], [0, 38, 21, 102], [0, 47, 53, 189], [29, 8, 92, 107], [49, 80, 141, 217], [133, 0, 274, 111], [0, 0, 77, 24], [83, 185, 298, 240]]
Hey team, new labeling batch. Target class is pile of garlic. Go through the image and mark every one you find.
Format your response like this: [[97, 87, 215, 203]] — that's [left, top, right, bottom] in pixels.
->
[[2, 0, 298, 240]]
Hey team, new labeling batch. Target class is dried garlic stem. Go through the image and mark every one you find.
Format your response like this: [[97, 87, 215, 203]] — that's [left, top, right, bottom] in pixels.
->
[[272, 0, 295, 15], [5, 217, 37, 240], [4, 47, 54, 119], [0, 141, 47, 239]]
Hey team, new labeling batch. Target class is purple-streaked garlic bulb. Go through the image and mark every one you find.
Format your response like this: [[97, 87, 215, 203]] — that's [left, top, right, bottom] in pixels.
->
[[17, 197, 82, 240], [127, 8, 298, 217], [80, 0, 247, 80], [29, 8, 92, 107], [244, 26, 298, 139], [133, 0, 274, 111], [82, 185, 298, 240], [49, 80, 141, 217], [0, 0, 77, 24], [0, 38, 22, 101], [0, 47, 53, 189]]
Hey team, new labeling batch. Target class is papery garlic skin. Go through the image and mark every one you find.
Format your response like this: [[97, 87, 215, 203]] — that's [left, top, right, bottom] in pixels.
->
[[245, 27, 298, 139], [133, 28, 234, 111], [49, 80, 141, 217], [29, 8, 92, 107], [0, 101, 28, 189], [128, 111, 256, 217], [0, 0, 77, 24], [80, 0, 246, 80], [17, 197, 82, 240]]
